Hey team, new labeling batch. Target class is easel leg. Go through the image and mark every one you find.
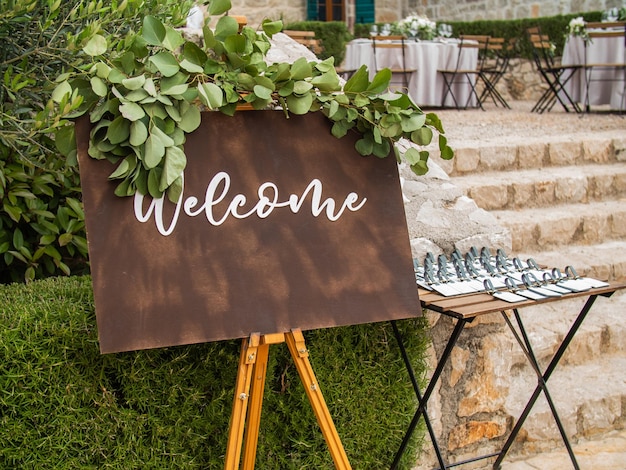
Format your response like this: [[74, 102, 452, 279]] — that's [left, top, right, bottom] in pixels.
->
[[285, 329, 352, 470], [241, 342, 270, 470], [225, 333, 260, 470]]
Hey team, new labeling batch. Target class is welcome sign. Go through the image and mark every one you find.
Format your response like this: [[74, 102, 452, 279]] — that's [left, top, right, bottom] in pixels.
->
[[77, 111, 419, 353]]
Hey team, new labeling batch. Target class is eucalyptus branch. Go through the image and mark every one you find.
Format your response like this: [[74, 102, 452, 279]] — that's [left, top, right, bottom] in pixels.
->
[[48, 4, 453, 202]]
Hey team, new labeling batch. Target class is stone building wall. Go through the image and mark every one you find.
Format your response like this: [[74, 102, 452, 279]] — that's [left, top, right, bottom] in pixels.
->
[[227, 0, 624, 27]]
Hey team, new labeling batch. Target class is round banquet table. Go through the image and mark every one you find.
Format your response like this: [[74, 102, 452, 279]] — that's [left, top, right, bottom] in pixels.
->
[[562, 34, 625, 110], [341, 38, 479, 108]]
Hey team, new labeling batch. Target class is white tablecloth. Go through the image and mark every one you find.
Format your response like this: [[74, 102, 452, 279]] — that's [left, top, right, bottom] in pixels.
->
[[341, 38, 479, 108], [562, 34, 625, 109]]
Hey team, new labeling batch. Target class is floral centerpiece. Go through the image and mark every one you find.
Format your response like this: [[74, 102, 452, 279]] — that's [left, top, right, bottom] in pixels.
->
[[566, 16, 588, 39], [397, 13, 436, 40]]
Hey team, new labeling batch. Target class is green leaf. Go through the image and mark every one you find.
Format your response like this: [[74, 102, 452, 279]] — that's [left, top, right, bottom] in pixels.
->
[[355, 136, 373, 155], [150, 51, 180, 77], [439, 135, 454, 160], [343, 65, 369, 93], [107, 116, 130, 144], [292, 80, 313, 95], [183, 41, 208, 66], [180, 59, 204, 74], [367, 68, 392, 94], [178, 104, 201, 133], [198, 82, 224, 109], [122, 75, 146, 90], [83, 34, 107, 56], [13, 228, 24, 250], [290, 58, 312, 80], [130, 120, 149, 146], [311, 71, 340, 92], [144, 134, 165, 169], [163, 26, 185, 51], [215, 16, 239, 39], [90, 76, 108, 97], [119, 102, 145, 121], [411, 160, 429, 176], [403, 147, 421, 165], [148, 168, 163, 198], [51, 80, 71, 103], [253, 84, 273, 100], [401, 113, 426, 133], [142, 16, 166, 46], [411, 127, 433, 146], [224, 34, 247, 54], [160, 146, 187, 191], [286, 93, 313, 115], [208, 0, 231, 15], [55, 126, 76, 157], [262, 19, 283, 37]]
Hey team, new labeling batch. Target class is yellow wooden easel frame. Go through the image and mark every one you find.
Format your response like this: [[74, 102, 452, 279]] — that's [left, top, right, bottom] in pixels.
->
[[224, 328, 351, 470]]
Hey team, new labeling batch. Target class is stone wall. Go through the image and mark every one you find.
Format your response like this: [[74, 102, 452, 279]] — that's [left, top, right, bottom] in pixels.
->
[[227, 0, 624, 27], [407, 0, 623, 22]]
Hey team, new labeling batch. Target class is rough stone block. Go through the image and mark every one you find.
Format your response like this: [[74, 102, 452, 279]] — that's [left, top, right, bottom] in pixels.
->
[[517, 142, 546, 169], [548, 141, 582, 166], [511, 181, 536, 207], [578, 397, 623, 436], [537, 217, 580, 248], [447, 420, 506, 451], [555, 176, 588, 203], [453, 147, 480, 174], [611, 211, 626, 237], [534, 180, 556, 206], [468, 185, 509, 210], [582, 214, 609, 244], [583, 139, 613, 163], [591, 173, 617, 199], [480, 145, 517, 171]]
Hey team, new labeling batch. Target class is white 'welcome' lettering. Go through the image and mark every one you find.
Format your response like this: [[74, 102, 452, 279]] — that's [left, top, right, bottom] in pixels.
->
[[134, 171, 367, 236]]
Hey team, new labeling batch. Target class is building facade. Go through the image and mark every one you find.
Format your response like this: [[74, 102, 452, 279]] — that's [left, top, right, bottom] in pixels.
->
[[229, 0, 624, 28]]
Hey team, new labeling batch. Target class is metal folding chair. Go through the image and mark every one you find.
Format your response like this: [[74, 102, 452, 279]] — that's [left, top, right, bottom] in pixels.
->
[[478, 37, 515, 108], [439, 36, 488, 110], [371, 35, 416, 92], [582, 21, 626, 113], [527, 27, 582, 113]]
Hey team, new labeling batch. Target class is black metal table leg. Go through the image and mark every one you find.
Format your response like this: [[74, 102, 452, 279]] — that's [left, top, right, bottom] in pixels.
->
[[493, 295, 600, 469], [390, 318, 470, 470]]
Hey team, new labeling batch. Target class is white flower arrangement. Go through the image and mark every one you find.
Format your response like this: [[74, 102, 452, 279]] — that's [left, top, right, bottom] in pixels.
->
[[398, 13, 437, 40], [566, 16, 588, 39]]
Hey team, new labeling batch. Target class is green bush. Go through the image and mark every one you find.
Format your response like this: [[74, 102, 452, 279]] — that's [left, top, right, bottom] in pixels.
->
[[0, 276, 429, 469], [353, 11, 605, 58], [284, 21, 353, 66], [0, 0, 195, 282]]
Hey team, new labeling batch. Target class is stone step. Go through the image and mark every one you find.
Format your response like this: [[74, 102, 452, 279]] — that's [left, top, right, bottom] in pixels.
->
[[433, 130, 626, 176], [490, 200, 626, 252], [452, 163, 626, 210], [506, 353, 626, 449], [515, 240, 626, 282]]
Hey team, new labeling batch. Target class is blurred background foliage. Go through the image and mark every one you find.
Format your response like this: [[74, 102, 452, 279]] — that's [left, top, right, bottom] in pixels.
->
[[0, 0, 195, 283]]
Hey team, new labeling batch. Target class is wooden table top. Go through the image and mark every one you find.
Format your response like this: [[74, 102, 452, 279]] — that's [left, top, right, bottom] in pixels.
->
[[418, 282, 626, 320]]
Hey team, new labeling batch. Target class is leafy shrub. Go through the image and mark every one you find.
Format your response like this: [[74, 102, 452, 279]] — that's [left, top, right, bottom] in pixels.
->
[[352, 11, 605, 58], [0, 0, 195, 282], [284, 21, 353, 66], [0, 276, 428, 469]]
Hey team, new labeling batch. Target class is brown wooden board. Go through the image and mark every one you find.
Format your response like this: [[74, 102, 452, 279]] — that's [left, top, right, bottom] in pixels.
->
[[76, 111, 420, 353]]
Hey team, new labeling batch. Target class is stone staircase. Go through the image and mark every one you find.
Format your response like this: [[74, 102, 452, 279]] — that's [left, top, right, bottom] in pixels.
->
[[420, 122, 626, 468]]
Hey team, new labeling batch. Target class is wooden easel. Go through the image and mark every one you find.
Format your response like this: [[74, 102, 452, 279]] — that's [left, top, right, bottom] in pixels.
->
[[224, 328, 351, 470]]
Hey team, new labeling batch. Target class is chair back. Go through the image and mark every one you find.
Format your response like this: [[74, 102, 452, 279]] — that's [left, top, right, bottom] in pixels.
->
[[283, 30, 323, 55], [454, 35, 489, 73], [371, 35, 415, 90], [527, 27, 557, 70]]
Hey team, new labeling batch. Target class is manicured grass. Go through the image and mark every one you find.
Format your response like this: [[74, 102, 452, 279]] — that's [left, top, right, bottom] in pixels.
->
[[0, 276, 428, 468]]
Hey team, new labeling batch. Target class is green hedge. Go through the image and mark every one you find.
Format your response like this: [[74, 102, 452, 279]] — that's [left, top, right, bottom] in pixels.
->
[[353, 11, 604, 58], [284, 21, 353, 66], [0, 276, 428, 469]]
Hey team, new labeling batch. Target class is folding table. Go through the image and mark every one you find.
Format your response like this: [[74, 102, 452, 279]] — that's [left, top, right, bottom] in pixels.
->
[[390, 281, 626, 470]]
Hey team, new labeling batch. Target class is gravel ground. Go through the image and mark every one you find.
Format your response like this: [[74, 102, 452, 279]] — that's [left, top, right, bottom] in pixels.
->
[[428, 100, 626, 147]]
